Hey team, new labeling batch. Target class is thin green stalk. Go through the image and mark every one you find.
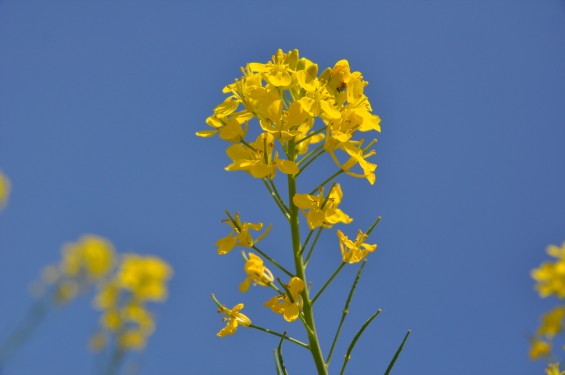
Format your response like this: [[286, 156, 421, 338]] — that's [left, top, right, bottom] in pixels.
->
[[311, 262, 346, 305], [102, 347, 125, 375], [304, 227, 323, 266], [384, 330, 411, 375], [310, 170, 345, 195], [251, 245, 293, 277], [297, 143, 325, 166], [249, 324, 309, 349], [275, 333, 289, 375], [301, 229, 315, 256], [297, 149, 325, 176], [287, 140, 328, 375], [296, 126, 326, 146], [326, 260, 367, 366], [274, 350, 284, 375], [365, 216, 382, 237], [0, 297, 48, 367], [339, 309, 382, 375], [262, 179, 290, 219]]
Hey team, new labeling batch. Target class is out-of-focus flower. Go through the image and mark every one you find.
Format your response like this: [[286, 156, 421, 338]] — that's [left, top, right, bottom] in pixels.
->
[[117, 254, 172, 302], [0, 170, 10, 208], [60, 235, 115, 282], [532, 242, 565, 298], [537, 306, 565, 338], [546, 363, 565, 375], [216, 212, 271, 255], [529, 337, 551, 360], [264, 277, 304, 322], [293, 184, 352, 230], [337, 229, 377, 264]]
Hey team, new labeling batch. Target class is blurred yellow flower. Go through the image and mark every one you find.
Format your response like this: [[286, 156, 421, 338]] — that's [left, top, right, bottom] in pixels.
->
[[60, 235, 115, 282], [0, 170, 10, 208], [240, 252, 274, 292], [532, 242, 565, 298], [537, 306, 565, 338], [546, 363, 565, 375], [264, 277, 304, 322], [337, 229, 377, 264], [529, 337, 551, 360], [117, 254, 172, 301]]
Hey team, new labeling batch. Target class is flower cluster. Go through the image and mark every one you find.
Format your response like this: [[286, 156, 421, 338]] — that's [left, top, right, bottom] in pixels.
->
[[33, 235, 172, 353], [197, 48, 381, 185], [92, 254, 172, 351]]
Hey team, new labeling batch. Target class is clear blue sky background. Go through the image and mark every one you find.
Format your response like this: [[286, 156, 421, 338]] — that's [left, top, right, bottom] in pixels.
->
[[1, 1, 564, 374]]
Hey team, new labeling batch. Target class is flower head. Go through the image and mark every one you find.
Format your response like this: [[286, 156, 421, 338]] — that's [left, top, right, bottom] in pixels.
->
[[529, 337, 551, 360], [264, 277, 304, 322], [546, 363, 565, 375], [537, 306, 565, 338], [60, 235, 115, 282], [117, 254, 172, 302], [240, 252, 274, 292], [337, 229, 377, 264]]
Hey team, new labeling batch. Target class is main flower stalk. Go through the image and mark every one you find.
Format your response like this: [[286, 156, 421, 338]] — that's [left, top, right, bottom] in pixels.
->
[[287, 141, 328, 375]]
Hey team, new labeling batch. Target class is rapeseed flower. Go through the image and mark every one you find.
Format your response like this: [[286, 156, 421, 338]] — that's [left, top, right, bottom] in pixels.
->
[[117, 254, 172, 301], [337, 229, 377, 264], [264, 277, 304, 322], [293, 184, 352, 230], [529, 337, 551, 360], [546, 363, 565, 375], [532, 242, 565, 298], [216, 212, 271, 255], [212, 295, 251, 337], [240, 252, 274, 292], [537, 306, 565, 338]]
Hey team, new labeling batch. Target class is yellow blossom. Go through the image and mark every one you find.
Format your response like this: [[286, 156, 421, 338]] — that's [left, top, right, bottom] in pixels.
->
[[532, 242, 565, 298], [0, 170, 10, 208], [213, 295, 251, 337], [60, 235, 115, 281], [216, 212, 271, 255], [293, 184, 352, 230], [337, 229, 377, 264], [538, 306, 565, 338], [117, 254, 172, 301], [529, 337, 551, 360], [248, 49, 297, 87], [240, 252, 274, 292], [225, 132, 298, 179], [264, 277, 304, 322], [547, 363, 565, 375]]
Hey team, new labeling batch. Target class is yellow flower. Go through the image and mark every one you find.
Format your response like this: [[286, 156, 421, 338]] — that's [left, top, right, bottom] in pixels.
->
[[248, 49, 297, 87], [538, 306, 565, 338], [215, 212, 271, 255], [337, 229, 377, 264], [329, 140, 377, 185], [118, 329, 147, 350], [225, 132, 299, 179], [240, 253, 274, 292], [60, 235, 115, 281], [293, 184, 352, 230], [0, 170, 10, 208], [529, 337, 551, 360], [264, 277, 304, 322], [117, 254, 172, 301], [546, 363, 565, 375], [532, 242, 565, 298], [196, 97, 252, 142], [213, 295, 251, 337]]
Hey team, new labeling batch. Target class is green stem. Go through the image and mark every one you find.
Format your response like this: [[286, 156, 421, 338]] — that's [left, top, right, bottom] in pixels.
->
[[262, 179, 290, 219], [297, 149, 325, 176], [249, 325, 309, 349], [102, 347, 125, 375], [287, 140, 328, 375], [304, 227, 323, 267], [296, 126, 326, 146], [310, 170, 345, 195], [384, 330, 411, 375], [339, 309, 382, 375], [251, 245, 294, 278], [297, 144, 325, 166], [311, 262, 346, 305], [326, 260, 367, 366]]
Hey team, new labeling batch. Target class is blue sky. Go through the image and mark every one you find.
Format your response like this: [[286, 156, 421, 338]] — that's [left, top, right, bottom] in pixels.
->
[[1, 0, 565, 374]]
